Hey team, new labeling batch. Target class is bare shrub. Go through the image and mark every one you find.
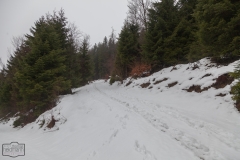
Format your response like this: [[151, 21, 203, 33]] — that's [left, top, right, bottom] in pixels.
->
[[130, 62, 151, 78]]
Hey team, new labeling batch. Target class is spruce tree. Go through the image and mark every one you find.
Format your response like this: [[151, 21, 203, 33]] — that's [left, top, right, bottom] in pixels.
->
[[0, 37, 29, 114], [0, 10, 95, 126], [116, 21, 140, 78], [79, 36, 92, 86], [194, 0, 240, 60], [143, 0, 179, 69], [15, 16, 70, 113], [164, 0, 198, 64]]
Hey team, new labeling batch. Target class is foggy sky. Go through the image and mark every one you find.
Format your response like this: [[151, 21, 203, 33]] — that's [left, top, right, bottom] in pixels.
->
[[0, 0, 128, 65]]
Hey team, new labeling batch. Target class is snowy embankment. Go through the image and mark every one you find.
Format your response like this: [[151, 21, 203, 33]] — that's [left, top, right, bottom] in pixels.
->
[[1, 58, 240, 160]]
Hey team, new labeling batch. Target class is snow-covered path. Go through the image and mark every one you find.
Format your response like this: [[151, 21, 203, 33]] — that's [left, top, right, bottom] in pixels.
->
[[90, 81, 240, 160], [1, 59, 240, 160]]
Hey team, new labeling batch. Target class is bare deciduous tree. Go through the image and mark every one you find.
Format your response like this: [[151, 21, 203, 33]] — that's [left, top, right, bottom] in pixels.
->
[[0, 58, 5, 71], [81, 34, 90, 49], [68, 22, 83, 52], [6, 36, 25, 62], [127, 0, 152, 29], [11, 36, 25, 51]]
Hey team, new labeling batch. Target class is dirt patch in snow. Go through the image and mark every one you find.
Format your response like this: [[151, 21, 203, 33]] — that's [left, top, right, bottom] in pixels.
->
[[170, 66, 177, 72], [47, 116, 56, 129], [186, 64, 199, 70], [212, 73, 234, 89], [184, 73, 234, 93], [184, 85, 210, 93], [140, 82, 151, 88], [216, 93, 227, 97], [125, 81, 132, 86], [201, 74, 212, 79], [235, 102, 240, 112], [154, 78, 168, 85], [168, 82, 178, 88]]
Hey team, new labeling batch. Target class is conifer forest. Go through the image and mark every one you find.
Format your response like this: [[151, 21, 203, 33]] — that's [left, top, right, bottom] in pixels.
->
[[0, 0, 239, 127]]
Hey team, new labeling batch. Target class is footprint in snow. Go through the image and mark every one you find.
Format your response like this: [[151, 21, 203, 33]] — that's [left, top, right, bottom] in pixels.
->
[[87, 151, 97, 160], [134, 140, 157, 160], [108, 129, 119, 143], [119, 115, 129, 129]]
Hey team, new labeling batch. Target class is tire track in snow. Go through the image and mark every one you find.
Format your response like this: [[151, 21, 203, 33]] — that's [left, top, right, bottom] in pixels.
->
[[84, 84, 131, 155], [89, 84, 113, 112], [116, 92, 240, 152], [92, 84, 228, 160]]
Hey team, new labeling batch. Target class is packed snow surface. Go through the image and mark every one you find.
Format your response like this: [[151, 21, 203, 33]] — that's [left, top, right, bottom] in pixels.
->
[[1, 58, 240, 160]]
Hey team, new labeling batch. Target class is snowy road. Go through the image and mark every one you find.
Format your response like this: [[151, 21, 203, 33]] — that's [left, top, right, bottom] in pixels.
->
[[1, 59, 240, 160], [89, 81, 240, 160]]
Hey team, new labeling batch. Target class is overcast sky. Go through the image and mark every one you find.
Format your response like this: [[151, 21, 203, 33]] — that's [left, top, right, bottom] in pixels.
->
[[0, 0, 129, 65]]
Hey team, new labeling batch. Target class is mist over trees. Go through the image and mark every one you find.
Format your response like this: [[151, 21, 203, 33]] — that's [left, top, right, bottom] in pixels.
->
[[88, 28, 117, 80], [0, 0, 239, 126]]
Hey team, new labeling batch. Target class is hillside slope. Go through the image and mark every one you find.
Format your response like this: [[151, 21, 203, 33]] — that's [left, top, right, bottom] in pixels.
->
[[1, 58, 240, 160]]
